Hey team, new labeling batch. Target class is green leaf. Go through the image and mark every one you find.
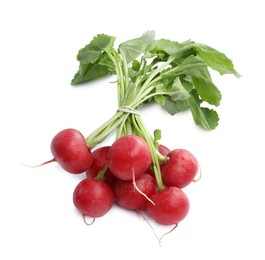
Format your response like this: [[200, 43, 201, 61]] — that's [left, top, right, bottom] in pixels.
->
[[153, 129, 161, 147], [188, 93, 219, 130], [192, 75, 222, 106], [72, 34, 116, 85], [154, 77, 190, 115], [167, 55, 206, 77], [131, 60, 141, 71], [148, 39, 181, 57], [77, 34, 116, 63], [170, 77, 190, 101], [164, 97, 190, 115], [119, 31, 156, 63], [149, 39, 194, 56], [163, 55, 222, 106], [194, 43, 241, 77], [71, 63, 111, 85], [98, 53, 116, 72]]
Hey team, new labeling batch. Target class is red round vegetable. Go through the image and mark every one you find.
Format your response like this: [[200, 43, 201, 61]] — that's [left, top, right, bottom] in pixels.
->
[[73, 178, 114, 218], [50, 128, 94, 174], [114, 174, 156, 210], [161, 149, 198, 188], [146, 144, 170, 177], [86, 146, 117, 186], [146, 186, 190, 225], [107, 135, 152, 181]]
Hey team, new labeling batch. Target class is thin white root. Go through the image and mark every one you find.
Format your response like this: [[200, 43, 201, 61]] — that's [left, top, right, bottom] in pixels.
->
[[132, 169, 156, 206], [136, 209, 162, 247], [20, 161, 35, 168], [193, 163, 202, 182], [82, 214, 96, 226], [159, 223, 178, 241]]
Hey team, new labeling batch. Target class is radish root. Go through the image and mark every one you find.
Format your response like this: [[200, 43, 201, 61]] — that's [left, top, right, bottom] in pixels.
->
[[159, 223, 178, 241], [82, 214, 95, 226], [132, 169, 156, 206], [193, 162, 202, 182], [136, 209, 162, 247], [20, 158, 56, 168]]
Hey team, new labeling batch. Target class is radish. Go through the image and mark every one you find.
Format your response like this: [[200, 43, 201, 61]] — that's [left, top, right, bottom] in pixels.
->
[[114, 174, 156, 210], [73, 178, 114, 218], [49, 128, 94, 174], [107, 135, 152, 181], [27, 128, 94, 173], [161, 149, 198, 188], [146, 186, 190, 225], [86, 146, 117, 186], [146, 144, 170, 177]]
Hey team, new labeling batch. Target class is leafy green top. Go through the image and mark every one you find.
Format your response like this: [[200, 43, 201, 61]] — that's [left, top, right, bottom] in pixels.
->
[[72, 31, 240, 130]]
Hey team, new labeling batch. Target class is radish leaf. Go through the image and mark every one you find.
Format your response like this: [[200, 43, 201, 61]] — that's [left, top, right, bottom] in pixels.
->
[[77, 34, 115, 63], [188, 93, 219, 130], [72, 31, 239, 130], [119, 31, 155, 63], [193, 43, 241, 77]]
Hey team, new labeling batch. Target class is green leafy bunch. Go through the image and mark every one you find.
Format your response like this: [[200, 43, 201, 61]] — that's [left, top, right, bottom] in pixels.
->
[[72, 31, 240, 131]]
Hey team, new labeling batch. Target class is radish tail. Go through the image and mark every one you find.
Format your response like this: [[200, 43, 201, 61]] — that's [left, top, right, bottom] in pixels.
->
[[193, 163, 202, 182], [136, 209, 162, 247], [82, 214, 95, 226], [132, 169, 155, 206], [159, 223, 178, 241], [20, 158, 56, 168]]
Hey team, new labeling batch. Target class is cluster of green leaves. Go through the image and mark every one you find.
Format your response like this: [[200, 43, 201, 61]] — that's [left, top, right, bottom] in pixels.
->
[[72, 31, 240, 130]]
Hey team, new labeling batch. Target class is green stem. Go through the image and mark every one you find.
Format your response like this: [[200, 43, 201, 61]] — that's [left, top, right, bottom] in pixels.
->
[[85, 48, 179, 188], [131, 90, 168, 108], [132, 114, 165, 190], [115, 113, 131, 139], [119, 50, 130, 92], [85, 111, 125, 148], [136, 56, 174, 98], [107, 51, 124, 105], [115, 57, 125, 105], [96, 164, 109, 181]]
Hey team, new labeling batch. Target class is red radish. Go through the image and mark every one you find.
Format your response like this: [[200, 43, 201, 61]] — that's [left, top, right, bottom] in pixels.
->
[[24, 128, 93, 173], [146, 186, 189, 225], [146, 144, 170, 177], [107, 135, 152, 181], [73, 178, 114, 218], [49, 128, 94, 174], [114, 174, 156, 210], [161, 149, 198, 188], [86, 146, 117, 186]]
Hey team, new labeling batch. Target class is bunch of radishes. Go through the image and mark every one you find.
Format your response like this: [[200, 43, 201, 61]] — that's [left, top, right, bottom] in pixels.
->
[[29, 31, 239, 240], [46, 127, 198, 229]]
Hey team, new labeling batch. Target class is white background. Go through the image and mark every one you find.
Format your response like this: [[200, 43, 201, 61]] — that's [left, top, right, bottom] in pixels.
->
[[1, 0, 264, 259]]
